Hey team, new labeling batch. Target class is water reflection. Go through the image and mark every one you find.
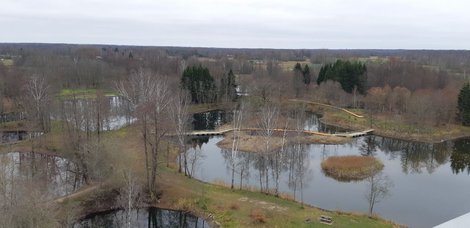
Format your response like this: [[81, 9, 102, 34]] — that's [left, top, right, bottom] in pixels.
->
[[192, 110, 232, 130], [0, 152, 83, 199], [302, 111, 344, 133], [371, 136, 455, 174], [185, 111, 470, 227], [74, 208, 210, 228], [450, 138, 470, 174], [60, 96, 134, 131], [1, 131, 30, 144], [0, 111, 26, 123], [188, 134, 470, 228]]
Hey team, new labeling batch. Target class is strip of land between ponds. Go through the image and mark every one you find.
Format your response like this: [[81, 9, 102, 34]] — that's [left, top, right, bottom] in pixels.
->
[[320, 117, 470, 144], [290, 99, 470, 143], [216, 130, 351, 153]]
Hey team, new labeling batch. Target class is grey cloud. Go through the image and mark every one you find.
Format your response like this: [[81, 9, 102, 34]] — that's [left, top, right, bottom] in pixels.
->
[[1, 0, 469, 49]]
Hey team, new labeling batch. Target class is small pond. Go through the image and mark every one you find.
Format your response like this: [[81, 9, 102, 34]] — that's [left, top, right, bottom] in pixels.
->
[[185, 111, 470, 228], [0, 152, 83, 199], [74, 207, 210, 228], [0, 111, 26, 123], [60, 96, 134, 131], [0, 131, 43, 144]]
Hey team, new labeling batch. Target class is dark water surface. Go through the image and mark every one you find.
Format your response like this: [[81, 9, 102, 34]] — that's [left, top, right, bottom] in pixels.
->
[[192, 109, 232, 130], [74, 207, 210, 228], [186, 111, 470, 228], [0, 131, 30, 143]]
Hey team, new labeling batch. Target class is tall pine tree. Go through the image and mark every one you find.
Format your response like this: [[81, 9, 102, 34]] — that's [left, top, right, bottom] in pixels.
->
[[316, 60, 367, 94], [458, 83, 470, 126], [219, 69, 237, 102], [303, 65, 311, 85], [292, 63, 304, 97], [181, 65, 217, 104]]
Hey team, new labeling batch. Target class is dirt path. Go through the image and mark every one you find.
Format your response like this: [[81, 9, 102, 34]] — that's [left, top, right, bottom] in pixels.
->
[[54, 184, 99, 204], [289, 99, 364, 118], [238, 197, 288, 212]]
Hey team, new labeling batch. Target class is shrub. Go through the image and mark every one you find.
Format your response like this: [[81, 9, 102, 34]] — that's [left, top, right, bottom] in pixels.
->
[[250, 209, 267, 223], [229, 203, 240, 210]]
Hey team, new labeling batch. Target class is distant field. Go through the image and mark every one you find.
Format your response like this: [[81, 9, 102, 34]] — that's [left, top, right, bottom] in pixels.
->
[[279, 60, 312, 70], [0, 59, 14, 66], [58, 88, 118, 98], [355, 56, 389, 64]]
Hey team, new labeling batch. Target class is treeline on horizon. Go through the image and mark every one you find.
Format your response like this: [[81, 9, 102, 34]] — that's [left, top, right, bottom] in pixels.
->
[[1, 43, 470, 127]]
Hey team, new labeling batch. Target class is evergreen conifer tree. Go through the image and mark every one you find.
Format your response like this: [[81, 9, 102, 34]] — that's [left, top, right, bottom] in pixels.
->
[[458, 83, 470, 126]]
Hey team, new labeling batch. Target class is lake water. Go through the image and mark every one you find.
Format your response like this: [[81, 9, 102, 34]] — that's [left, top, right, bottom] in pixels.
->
[[0, 152, 83, 199], [74, 207, 210, 228], [60, 96, 134, 131], [186, 110, 470, 228]]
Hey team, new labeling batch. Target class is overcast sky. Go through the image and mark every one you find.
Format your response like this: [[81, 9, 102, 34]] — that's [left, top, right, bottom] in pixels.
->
[[1, 0, 469, 49]]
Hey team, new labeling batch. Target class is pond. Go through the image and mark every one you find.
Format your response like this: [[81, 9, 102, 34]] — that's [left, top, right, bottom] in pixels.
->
[[186, 111, 470, 228], [60, 96, 134, 131], [0, 152, 84, 199], [74, 207, 210, 228], [192, 109, 232, 130], [0, 131, 43, 144], [0, 111, 26, 123]]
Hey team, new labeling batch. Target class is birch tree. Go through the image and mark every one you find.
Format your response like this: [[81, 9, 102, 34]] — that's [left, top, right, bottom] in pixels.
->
[[229, 102, 245, 189], [272, 116, 289, 196], [257, 103, 278, 192], [119, 169, 141, 228], [24, 74, 51, 132], [116, 68, 171, 199], [365, 171, 393, 216], [170, 90, 191, 176]]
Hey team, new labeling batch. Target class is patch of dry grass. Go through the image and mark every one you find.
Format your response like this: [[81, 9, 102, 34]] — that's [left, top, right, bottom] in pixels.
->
[[217, 131, 350, 153], [321, 155, 384, 182], [250, 209, 267, 223]]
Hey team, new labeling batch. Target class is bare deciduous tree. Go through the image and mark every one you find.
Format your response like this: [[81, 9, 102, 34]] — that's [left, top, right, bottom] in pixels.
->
[[229, 102, 245, 189], [119, 169, 141, 228], [116, 68, 171, 199], [257, 102, 279, 192], [24, 74, 51, 132], [170, 89, 191, 175], [365, 171, 393, 216]]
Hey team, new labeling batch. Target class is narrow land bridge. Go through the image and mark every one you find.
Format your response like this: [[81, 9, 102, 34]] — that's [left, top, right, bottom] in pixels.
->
[[169, 99, 373, 138], [169, 128, 374, 138]]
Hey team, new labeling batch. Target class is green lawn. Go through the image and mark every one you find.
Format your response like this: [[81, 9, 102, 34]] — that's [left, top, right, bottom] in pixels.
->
[[159, 168, 398, 228]]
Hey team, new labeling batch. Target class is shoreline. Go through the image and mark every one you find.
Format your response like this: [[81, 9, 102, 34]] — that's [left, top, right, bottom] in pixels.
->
[[319, 117, 470, 144], [291, 99, 470, 144]]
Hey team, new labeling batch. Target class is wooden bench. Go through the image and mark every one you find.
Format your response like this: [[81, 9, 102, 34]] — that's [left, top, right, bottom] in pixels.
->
[[319, 215, 333, 225]]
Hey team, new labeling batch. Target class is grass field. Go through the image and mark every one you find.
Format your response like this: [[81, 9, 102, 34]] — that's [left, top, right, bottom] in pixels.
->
[[355, 56, 389, 64], [58, 88, 118, 98], [159, 167, 399, 228], [0, 59, 14, 66]]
